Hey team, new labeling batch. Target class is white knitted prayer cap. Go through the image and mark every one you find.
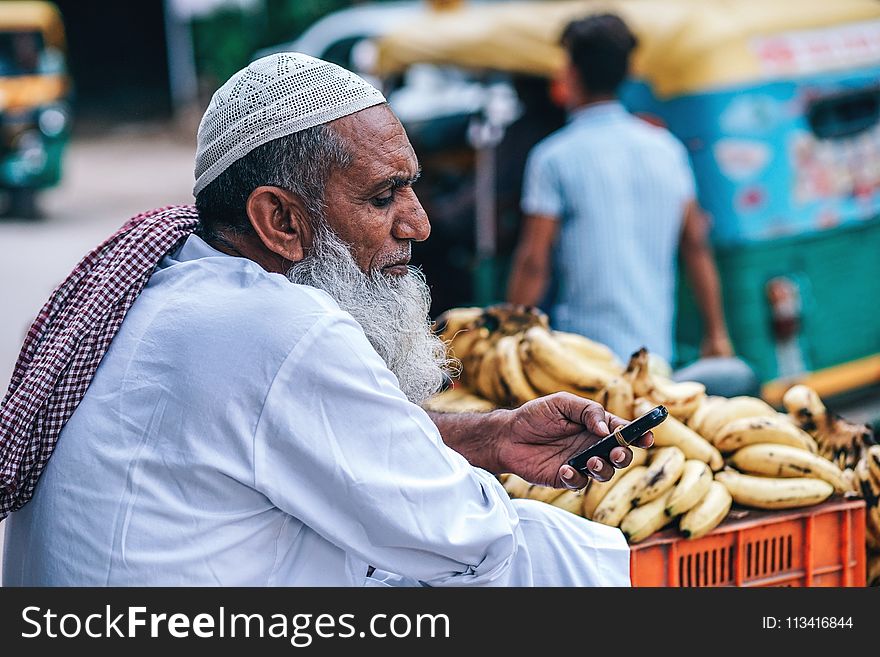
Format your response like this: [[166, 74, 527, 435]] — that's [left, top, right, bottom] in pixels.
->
[[193, 52, 386, 197]]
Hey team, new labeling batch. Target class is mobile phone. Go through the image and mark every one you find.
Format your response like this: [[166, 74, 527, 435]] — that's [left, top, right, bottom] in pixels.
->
[[567, 405, 668, 476]]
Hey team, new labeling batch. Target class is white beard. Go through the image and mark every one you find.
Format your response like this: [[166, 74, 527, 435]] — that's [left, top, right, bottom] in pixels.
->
[[286, 223, 450, 404]]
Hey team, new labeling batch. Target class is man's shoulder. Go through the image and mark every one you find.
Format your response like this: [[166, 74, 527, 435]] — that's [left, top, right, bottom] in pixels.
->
[[627, 116, 689, 155]]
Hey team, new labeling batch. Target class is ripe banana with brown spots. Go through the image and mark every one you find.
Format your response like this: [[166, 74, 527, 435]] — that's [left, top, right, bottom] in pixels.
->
[[713, 415, 818, 453], [679, 480, 732, 539], [621, 489, 675, 543], [714, 470, 833, 510], [632, 446, 686, 507], [665, 460, 713, 516], [728, 443, 851, 494], [591, 465, 649, 527]]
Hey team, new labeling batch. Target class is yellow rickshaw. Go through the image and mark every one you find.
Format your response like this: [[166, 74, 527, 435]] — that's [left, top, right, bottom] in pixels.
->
[[0, 1, 71, 216], [373, 0, 880, 406]]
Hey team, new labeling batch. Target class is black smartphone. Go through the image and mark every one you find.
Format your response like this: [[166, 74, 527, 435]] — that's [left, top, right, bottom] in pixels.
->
[[567, 405, 668, 476]]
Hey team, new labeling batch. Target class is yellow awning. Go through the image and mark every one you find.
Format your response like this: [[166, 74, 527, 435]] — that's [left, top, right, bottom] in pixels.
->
[[375, 0, 880, 97], [0, 1, 66, 50]]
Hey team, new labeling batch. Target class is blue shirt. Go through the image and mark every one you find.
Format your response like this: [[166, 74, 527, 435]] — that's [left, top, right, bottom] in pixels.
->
[[521, 101, 695, 362]]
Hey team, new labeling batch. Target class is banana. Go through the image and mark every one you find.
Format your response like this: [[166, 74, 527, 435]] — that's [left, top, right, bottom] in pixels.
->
[[600, 377, 634, 420], [666, 460, 713, 516], [782, 384, 827, 436], [551, 489, 585, 516], [714, 470, 834, 510], [525, 484, 567, 504], [679, 480, 732, 539], [634, 398, 723, 470], [632, 446, 686, 506], [580, 452, 648, 519], [685, 395, 724, 433], [459, 332, 492, 386], [494, 334, 539, 406], [814, 415, 875, 472], [621, 489, 675, 543], [551, 330, 619, 365], [866, 521, 880, 552], [867, 506, 880, 553], [474, 343, 507, 404], [728, 443, 852, 494], [856, 456, 880, 505], [623, 348, 705, 420], [433, 307, 483, 343], [501, 473, 532, 499], [422, 387, 496, 413], [698, 396, 779, 443], [522, 326, 611, 397], [591, 465, 649, 527], [713, 415, 818, 453], [629, 445, 649, 468], [867, 446, 880, 486]]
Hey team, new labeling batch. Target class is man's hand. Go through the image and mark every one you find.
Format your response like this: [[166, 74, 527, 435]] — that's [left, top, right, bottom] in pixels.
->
[[496, 393, 653, 490], [700, 332, 734, 358]]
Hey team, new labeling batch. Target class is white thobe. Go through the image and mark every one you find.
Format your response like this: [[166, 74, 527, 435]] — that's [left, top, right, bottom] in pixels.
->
[[2, 235, 630, 587]]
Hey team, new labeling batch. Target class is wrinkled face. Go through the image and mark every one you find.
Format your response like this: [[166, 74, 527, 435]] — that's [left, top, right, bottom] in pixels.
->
[[322, 104, 430, 276]]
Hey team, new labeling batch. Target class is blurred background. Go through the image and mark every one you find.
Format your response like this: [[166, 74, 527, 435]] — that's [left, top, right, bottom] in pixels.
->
[[2, 0, 880, 562]]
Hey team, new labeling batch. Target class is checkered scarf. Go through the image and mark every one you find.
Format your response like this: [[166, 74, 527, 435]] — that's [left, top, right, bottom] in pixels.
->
[[0, 205, 200, 519]]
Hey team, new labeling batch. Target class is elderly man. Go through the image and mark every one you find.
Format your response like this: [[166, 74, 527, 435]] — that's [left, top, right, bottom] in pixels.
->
[[1, 54, 648, 586]]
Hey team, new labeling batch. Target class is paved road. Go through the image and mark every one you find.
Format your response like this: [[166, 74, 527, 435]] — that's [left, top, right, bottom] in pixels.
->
[[0, 124, 195, 578]]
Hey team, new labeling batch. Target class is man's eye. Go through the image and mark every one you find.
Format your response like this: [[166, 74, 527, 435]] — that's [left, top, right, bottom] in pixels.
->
[[371, 191, 394, 208]]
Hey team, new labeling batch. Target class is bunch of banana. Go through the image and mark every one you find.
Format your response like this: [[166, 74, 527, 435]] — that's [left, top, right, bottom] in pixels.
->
[[519, 326, 612, 400], [623, 348, 705, 420], [665, 460, 713, 516], [591, 465, 651, 527], [728, 443, 853, 494], [633, 398, 723, 470], [855, 446, 880, 552], [714, 469, 834, 510], [422, 387, 496, 413], [783, 384, 876, 471]]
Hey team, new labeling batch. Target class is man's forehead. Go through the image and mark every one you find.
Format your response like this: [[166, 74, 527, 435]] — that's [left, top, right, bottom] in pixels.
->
[[333, 106, 420, 181]]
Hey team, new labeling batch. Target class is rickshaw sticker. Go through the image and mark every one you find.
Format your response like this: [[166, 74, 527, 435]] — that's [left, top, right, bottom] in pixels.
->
[[752, 20, 880, 77], [713, 138, 771, 181], [720, 96, 784, 134]]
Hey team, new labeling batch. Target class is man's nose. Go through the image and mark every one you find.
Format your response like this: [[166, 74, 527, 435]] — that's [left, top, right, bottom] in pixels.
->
[[392, 189, 431, 242]]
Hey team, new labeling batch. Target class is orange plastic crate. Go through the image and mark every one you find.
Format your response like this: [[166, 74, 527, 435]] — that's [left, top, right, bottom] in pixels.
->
[[629, 497, 866, 587]]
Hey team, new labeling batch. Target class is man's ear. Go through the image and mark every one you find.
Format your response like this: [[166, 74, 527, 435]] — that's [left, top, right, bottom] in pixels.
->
[[245, 186, 313, 264]]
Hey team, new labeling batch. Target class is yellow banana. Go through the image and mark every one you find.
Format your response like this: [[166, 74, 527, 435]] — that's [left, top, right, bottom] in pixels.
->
[[522, 326, 611, 397], [477, 343, 510, 404], [551, 489, 585, 516], [634, 398, 723, 470], [591, 465, 649, 527], [600, 377, 634, 420], [422, 387, 496, 413], [501, 473, 532, 499], [433, 307, 483, 344], [629, 446, 649, 468], [714, 470, 833, 510], [685, 395, 725, 435], [525, 484, 567, 504], [666, 460, 713, 516], [494, 334, 539, 406], [551, 330, 619, 365], [856, 456, 880, 504], [623, 348, 704, 420], [621, 489, 675, 543], [713, 415, 818, 453], [728, 443, 852, 494], [581, 453, 647, 519], [699, 396, 779, 443], [782, 384, 827, 436], [632, 446, 686, 507], [679, 480, 732, 539], [864, 445, 880, 486]]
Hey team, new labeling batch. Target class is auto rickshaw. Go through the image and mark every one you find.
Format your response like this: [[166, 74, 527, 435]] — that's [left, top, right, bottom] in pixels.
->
[[372, 0, 880, 405], [0, 1, 71, 217]]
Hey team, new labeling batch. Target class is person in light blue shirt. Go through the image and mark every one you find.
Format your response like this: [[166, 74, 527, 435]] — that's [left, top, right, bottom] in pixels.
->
[[507, 13, 756, 396]]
